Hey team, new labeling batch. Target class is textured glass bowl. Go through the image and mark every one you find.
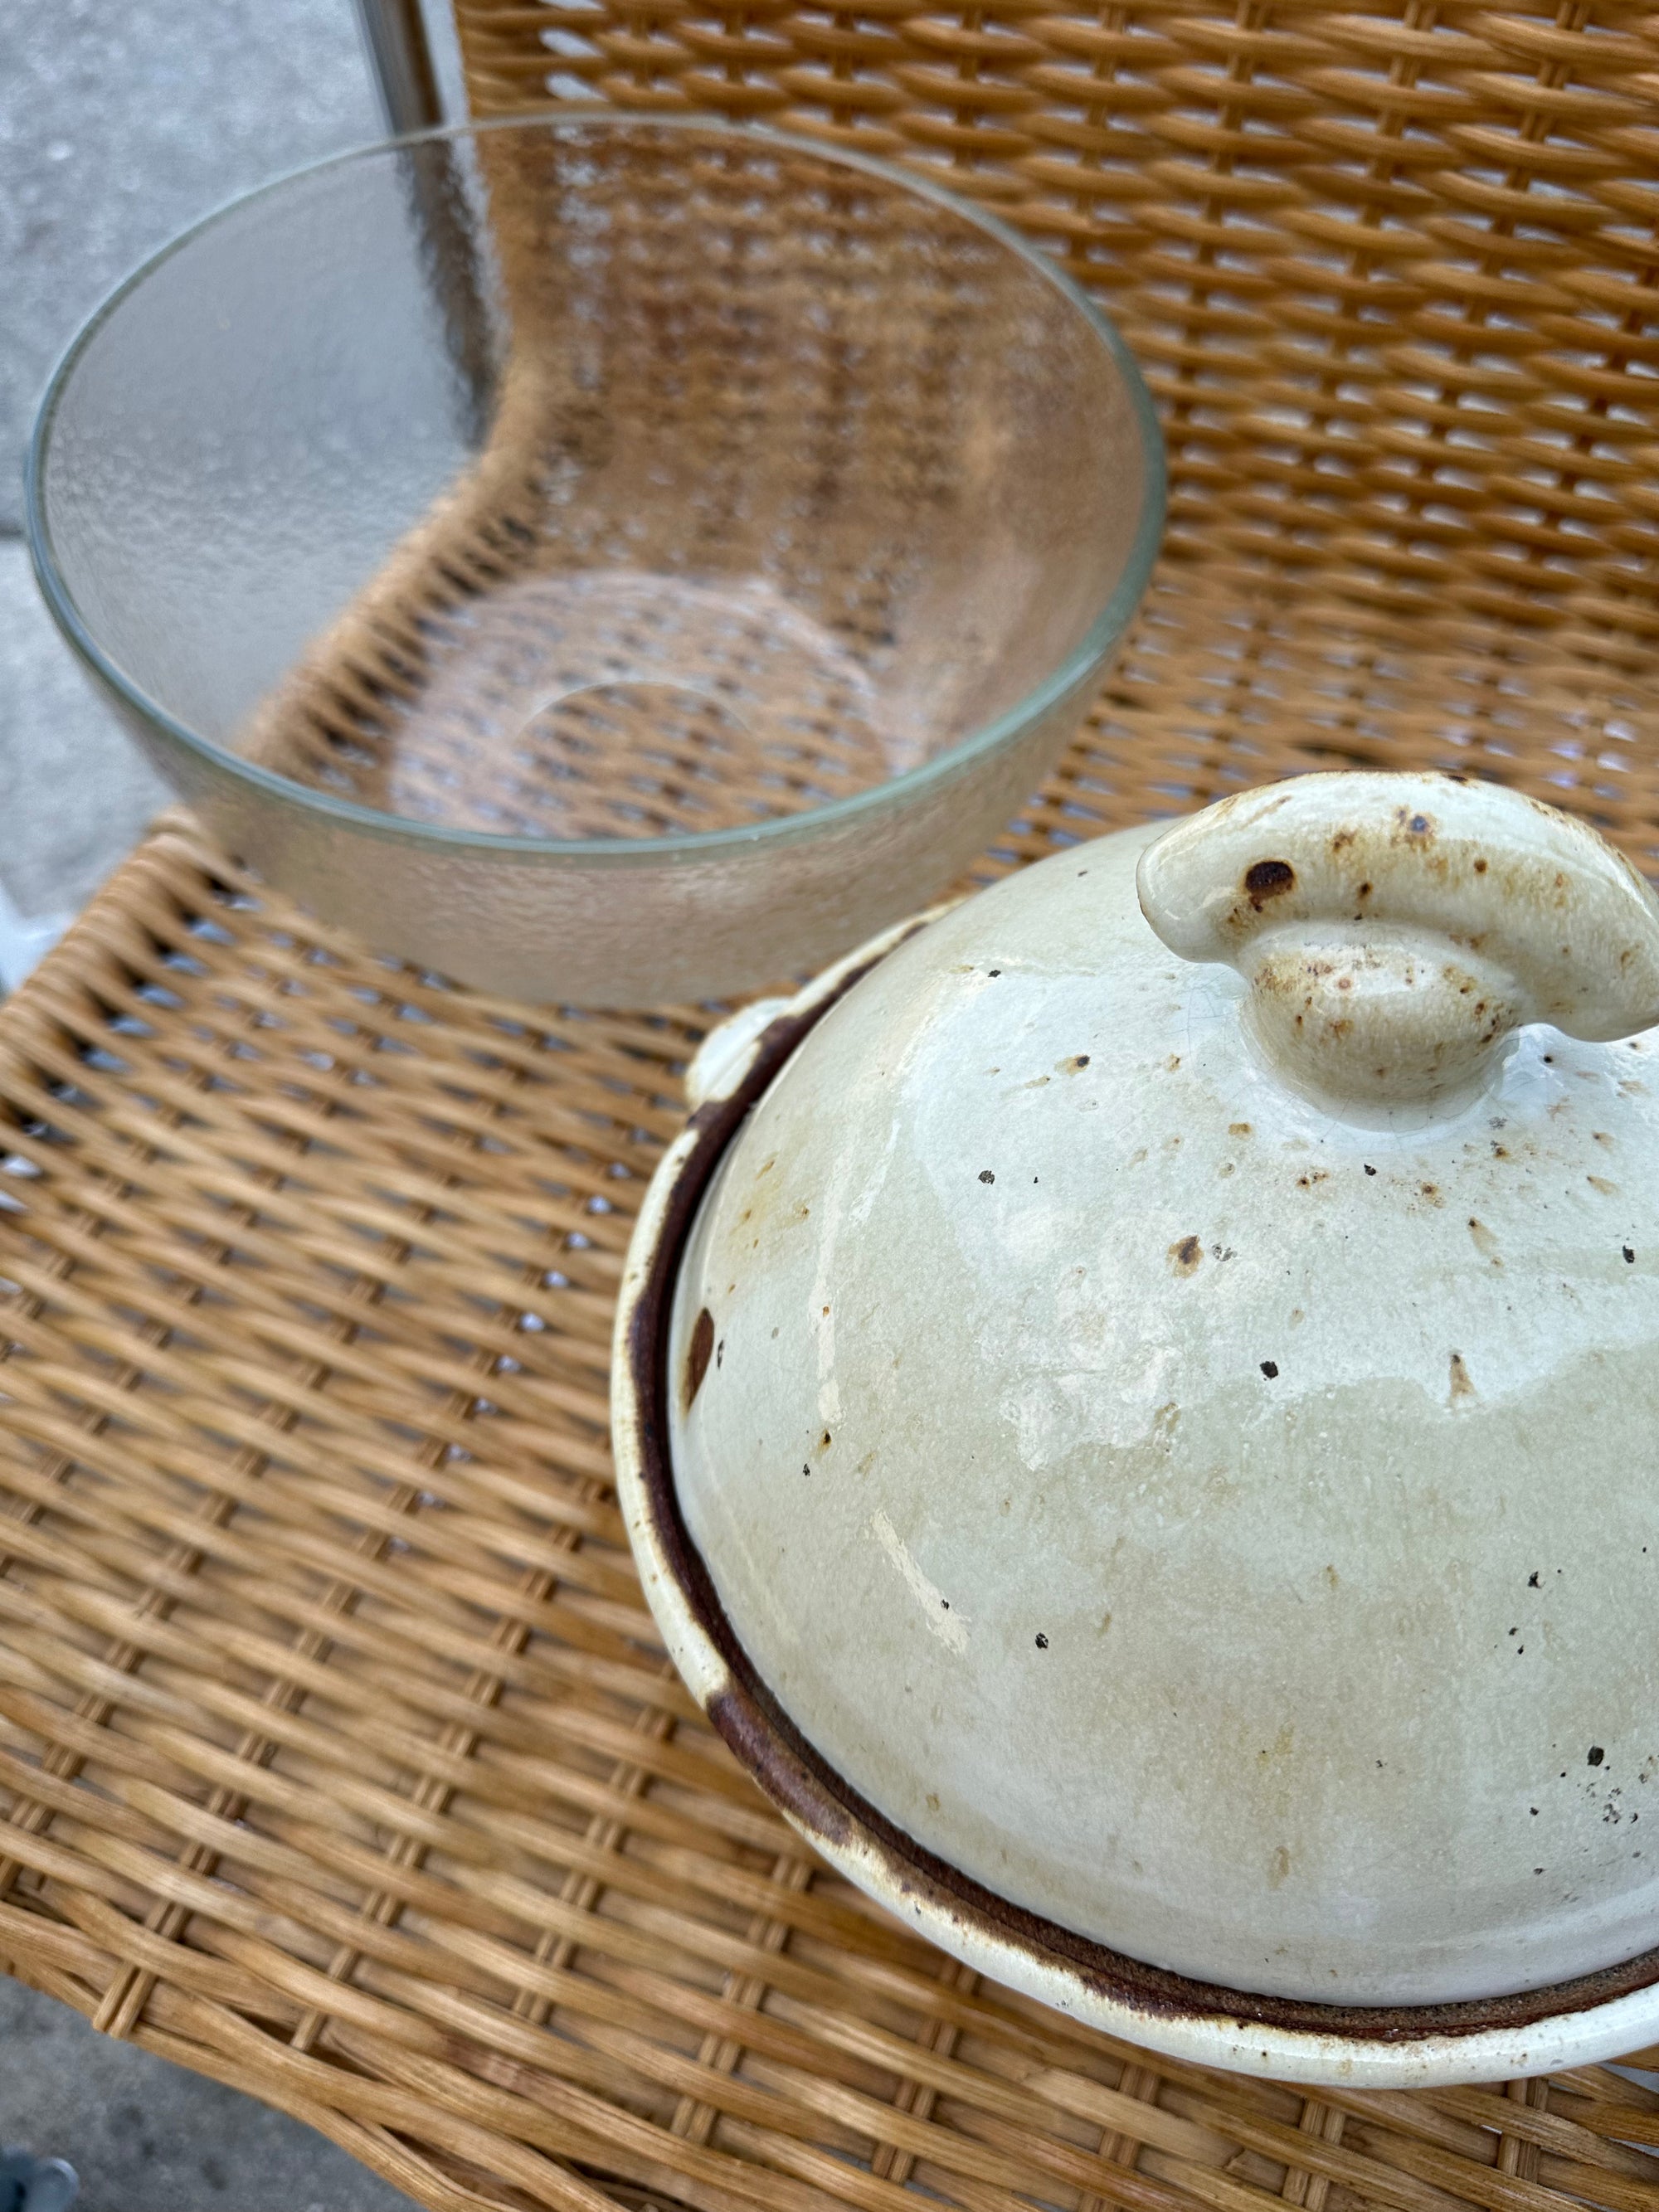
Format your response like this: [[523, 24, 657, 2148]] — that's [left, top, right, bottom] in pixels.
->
[[28, 114, 1165, 1004]]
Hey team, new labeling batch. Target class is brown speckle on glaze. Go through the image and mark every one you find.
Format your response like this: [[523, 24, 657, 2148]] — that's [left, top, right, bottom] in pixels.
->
[[1169, 1234, 1204, 1276], [684, 1306, 715, 1410], [1467, 1218, 1501, 1264], [1448, 1351, 1477, 1403], [1244, 858, 1297, 907]]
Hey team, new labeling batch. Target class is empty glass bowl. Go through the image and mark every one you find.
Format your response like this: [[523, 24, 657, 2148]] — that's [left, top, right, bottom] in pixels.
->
[[28, 114, 1164, 1004]]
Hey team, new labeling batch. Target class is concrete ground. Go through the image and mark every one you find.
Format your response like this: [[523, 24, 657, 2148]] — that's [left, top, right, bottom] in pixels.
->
[[0, 1980, 418, 2212], [0, 0, 466, 936], [0, 3, 450, 2200]]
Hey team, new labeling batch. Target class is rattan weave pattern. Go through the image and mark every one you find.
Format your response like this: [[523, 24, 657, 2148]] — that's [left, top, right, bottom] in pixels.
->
[[456, 0, 1659, 654], [0, 754, 1656, 2212], [8, 0, 1659, 2199]]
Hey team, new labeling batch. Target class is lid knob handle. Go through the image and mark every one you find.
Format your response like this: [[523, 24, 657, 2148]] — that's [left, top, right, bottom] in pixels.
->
[[1136, 772, 1659, 1113]]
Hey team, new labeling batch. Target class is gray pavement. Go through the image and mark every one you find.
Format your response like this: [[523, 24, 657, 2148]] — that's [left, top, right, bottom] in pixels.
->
[[0, 0, 388, 939], [0, 1978, 420, 2211], [0, 537, 165, 931], [0, 7, 432, 2201], [0, 0, 385, 532]]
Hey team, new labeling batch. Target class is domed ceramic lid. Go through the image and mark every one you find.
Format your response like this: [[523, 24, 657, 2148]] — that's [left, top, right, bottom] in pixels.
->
[[614, 773, 1659, 2083]]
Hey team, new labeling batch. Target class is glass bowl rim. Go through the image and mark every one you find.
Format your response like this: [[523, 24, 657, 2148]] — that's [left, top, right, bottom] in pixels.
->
[[26, 107, 1168, 864]]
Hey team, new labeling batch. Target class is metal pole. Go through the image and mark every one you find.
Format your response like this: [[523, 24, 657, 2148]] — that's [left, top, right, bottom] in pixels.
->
[[353, 0, 447, 136], [351, 0, 494, 445]]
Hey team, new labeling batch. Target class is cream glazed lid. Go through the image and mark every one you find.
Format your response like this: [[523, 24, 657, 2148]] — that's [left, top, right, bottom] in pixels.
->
[[656, 772, 1659, 2012]]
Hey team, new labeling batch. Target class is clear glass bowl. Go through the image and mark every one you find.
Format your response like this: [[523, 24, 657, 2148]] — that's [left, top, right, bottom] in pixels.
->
[[28, 114, 1165, 1004]]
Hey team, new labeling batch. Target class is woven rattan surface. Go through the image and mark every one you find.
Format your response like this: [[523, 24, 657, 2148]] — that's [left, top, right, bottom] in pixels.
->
[[2, 737, 1659, 2212], [10, 0, 1659, 2198], [458, 0, 1659, 656]]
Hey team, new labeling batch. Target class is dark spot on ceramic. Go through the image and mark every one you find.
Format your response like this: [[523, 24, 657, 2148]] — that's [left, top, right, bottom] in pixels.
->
[[1034, 1632, 1049, 1649], [684, 1307, 715, 1409], [1529, 1571, 1540, 1587], [1474, 858, 1488, 874], [1244, 858, 1296, 907], [979, 1169, 995, 1184], [989, 969, 1001, 977], [716, 1338, 725, 1369], [1589, 1746, 1606, 1767], [1408, 812, 1432, 834], [802, 1463, 811, 1477], [821, 1430, 832, 1448], [1260, 1359, 1279, 1378], [1169, 1234, 1204, 1276], [1364, 1163, 1376, 1176], [1357, 881, 1372, 898], [1076, 1053, 1090, 1067], [1625, 1247, 1636, 1263]]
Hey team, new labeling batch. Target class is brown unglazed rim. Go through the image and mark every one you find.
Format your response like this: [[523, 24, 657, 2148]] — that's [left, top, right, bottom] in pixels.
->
[[622, 925, 1659, 2051]]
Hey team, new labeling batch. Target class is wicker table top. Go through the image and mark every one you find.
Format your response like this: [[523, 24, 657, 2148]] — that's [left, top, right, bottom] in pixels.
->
[[4, 562, 1659, 2210]]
